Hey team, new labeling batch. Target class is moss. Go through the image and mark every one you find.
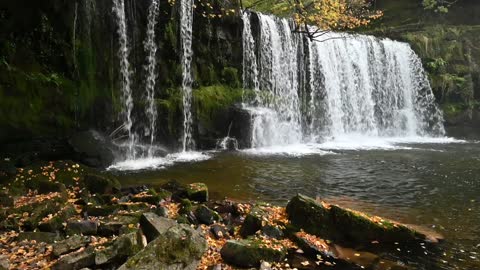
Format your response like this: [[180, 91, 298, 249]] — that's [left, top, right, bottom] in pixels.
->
[[221, 67, 240, 88], [193, 85, 244, 129]]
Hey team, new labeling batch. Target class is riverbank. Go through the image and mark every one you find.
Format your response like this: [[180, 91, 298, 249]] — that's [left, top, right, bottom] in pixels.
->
[[0, 160, 450, 270]]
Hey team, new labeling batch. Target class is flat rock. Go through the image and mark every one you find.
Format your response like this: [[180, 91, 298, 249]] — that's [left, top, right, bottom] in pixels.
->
[[220, 239, 287, 268], [118, 224, 207, 270], [286, 194, 442, 246], [53, 246, 95, 270], [66, 220, 98, 235], [53, 235, 91, 257], [139, 212, 177, 242], [17, 232, 63, 244]]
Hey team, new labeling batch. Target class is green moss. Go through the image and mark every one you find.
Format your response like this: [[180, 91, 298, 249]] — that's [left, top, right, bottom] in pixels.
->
[[193, 85, 244, 129], [221, 67, 240, 88]]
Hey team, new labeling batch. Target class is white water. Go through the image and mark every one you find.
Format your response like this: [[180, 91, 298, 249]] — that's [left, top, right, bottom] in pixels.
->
[[113, 0, 136, 159], [241, 12, 448, 153], [180, 0, 195, 151], [144, 0, 160, 157], [108, 151, 211, 171]]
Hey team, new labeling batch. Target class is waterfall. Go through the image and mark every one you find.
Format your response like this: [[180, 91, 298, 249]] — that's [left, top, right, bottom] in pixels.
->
[[241, 12, 445, 149], [179, 0, 195, 152], [242, 12, 303, 148], [113, 0, 136, 158], [144, 0, 160, 157]]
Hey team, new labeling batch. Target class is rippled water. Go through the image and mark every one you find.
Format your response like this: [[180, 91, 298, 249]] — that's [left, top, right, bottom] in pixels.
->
[[114, 136, 480, 269]]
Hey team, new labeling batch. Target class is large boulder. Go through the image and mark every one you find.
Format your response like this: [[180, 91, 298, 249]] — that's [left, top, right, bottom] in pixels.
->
[[286, 194, 442, 246], [117, 224, 207, 270], [220, 239, 287, 268], [69, 130, 118, 168], [84, 173, 121, 195]]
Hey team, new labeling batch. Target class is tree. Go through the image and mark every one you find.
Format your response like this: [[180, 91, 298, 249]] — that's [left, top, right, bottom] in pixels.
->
[[243, 0, 383, 41]]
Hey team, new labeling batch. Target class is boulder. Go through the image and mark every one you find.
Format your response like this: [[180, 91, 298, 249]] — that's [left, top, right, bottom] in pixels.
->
[[25, 179, 66, 194], [66, 220, 99, 235], [117, 224, 207, 270], [53, 235, 91, 257], [194, 205, 221, 225], [69, 130, 118, 168], [84, 205, 120, 217], [186, 183, 209, 202], [239, 206, 268, 238], [95, 232, 144, 265], [161, 180, 188, 200], [210, 224, 229, 239], [84, 173, 121, 195], [98, 215, 140, 237], [220, 239, 287, 268], [38, 205, 77, 232], [53, 246, 96, 270], [139, 212, 177, 242], [286, 194, 442, 246], [17, 232, 63, 244]]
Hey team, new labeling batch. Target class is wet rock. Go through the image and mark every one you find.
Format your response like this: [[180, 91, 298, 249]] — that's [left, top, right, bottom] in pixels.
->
[[17, 232, 63, 244], [69, 130, 117, 168], [53, 235, 91, 257], [161, 180, 188, 200], [53, 246, 95, 270], [292, 232, 337, 261], [262, 225, 284, 239], [194, 205, 221, 225], [286, 194, 441, 246], [117, 224, 207, 270], [95, 232, 144, 265], [186, 183, 209, 202], [139, 212, 177, 242], [239, 206, 268, 238], [84, 173, 121, 195], [66, 220, 99, 235], [210, 224, 229, 239], [220, 239, 287, 267]]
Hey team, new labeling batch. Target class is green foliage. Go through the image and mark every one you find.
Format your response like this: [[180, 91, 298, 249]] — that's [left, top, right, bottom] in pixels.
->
[[422, 0, 450, 13]]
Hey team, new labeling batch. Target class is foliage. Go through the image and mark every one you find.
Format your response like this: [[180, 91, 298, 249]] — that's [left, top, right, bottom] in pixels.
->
[[244, 0, 383, 40], [422, 0, 456, 13]]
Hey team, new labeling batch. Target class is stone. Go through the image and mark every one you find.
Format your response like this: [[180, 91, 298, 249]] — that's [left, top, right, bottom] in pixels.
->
[[286, 194, 442, 247], [139, 212, 177, 242], [261, 225, 284, 239], [0, 255, 9, 270], [194, 205, 221, 225], [25, 179, 67, 194], [53, 235, 91, 257], [239, 206, 268, 238], [66, 220, 98, 235], [95, 232, 143, 265], [38, 205, 76, 232], [154, 206, 169, 218], [220, 239, 287, 268], [69, 130, 118, 168], [117, 224, 207, 270], [186, 183, 209, 202], [17, 232, 63, 244], [210, 224, 229, 239], [98, 215, 140, 237], [53, 246, 95, 270], [84, 173, 121, 195], [84, 205, 120, 217], [161, 180, 188, 199]]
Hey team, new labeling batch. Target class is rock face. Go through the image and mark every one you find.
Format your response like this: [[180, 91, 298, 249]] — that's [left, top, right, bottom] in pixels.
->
[[286, 194, 441, 246], [69, 130, 118, 168], [220, 239, 287, 268], [118, 224, 207, 270]]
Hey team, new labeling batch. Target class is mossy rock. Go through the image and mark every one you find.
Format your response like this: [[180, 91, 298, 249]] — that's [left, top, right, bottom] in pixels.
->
[[186, 182, 208, 202], [84, 173, 121, 195], [239, 206, 269, 238], [220, 239, 287, 268], [17, 232, 63, 244], [194, 205, 221, 225], [118, 224, 207, 270], [286, 194, 442, 247]]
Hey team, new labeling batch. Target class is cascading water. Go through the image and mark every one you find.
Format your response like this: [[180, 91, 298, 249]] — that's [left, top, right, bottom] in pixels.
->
[[113, 0, 136, 158], [143, 0, 160, 157], [179, 0, 195, 152], [241, 12, 445, 150], [242, 12, 304, 148]]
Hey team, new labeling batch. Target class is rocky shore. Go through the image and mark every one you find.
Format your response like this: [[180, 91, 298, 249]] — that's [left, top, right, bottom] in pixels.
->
[[0, 160, 444, 270]]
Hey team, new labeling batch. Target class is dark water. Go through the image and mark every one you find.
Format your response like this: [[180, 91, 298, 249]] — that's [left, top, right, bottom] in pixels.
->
[[114, 140, 480, 269]]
